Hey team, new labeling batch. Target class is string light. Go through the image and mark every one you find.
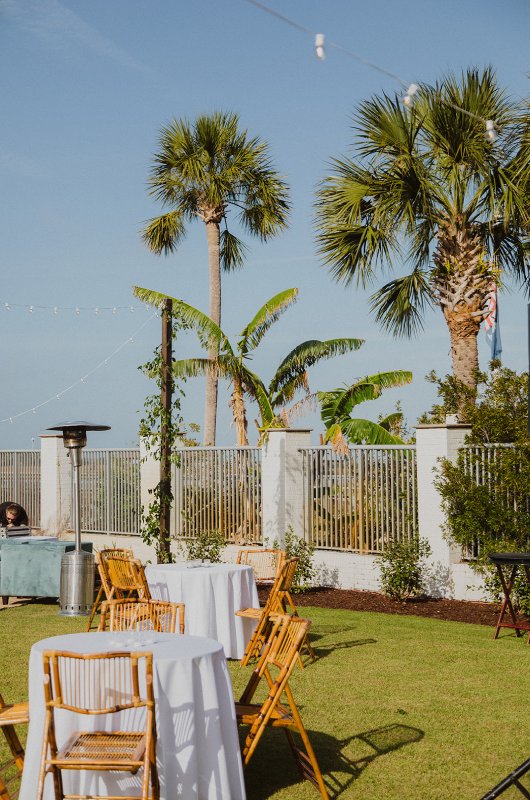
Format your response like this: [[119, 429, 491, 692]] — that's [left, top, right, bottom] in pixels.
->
[[1, 302, 147, 314], [243, 0, 501, 136], [315, 33, 325, 60], [403, 83, 418, 107], [0, 312, 158, 425]]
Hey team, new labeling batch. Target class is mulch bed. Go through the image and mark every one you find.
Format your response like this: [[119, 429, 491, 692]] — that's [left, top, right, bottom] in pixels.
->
[[259, 586, 506, 627]]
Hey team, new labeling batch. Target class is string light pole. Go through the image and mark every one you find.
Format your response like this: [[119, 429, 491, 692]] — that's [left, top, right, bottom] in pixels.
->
[[160, 299, 173, 563]]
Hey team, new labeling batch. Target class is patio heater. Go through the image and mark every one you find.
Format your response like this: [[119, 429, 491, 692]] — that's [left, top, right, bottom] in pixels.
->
[[47, 421, 110, 615]]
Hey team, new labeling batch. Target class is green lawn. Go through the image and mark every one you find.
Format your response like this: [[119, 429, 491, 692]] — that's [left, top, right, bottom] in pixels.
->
[[1, 601, 529, 799]]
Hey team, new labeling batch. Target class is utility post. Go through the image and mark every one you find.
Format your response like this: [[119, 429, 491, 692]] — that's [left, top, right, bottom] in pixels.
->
[[160, 298, 173, 563]]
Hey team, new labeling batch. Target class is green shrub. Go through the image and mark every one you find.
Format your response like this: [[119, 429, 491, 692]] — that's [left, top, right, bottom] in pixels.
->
[[269, 527, 315, 593], [378, 536, 432, 601], [181, 530, 226, 563]]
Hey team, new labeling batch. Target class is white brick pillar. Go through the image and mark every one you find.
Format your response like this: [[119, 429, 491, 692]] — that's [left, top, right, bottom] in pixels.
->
[[415, 422, 471, 597], [40, 434, 72, 535], [261, 428, 311, 546]]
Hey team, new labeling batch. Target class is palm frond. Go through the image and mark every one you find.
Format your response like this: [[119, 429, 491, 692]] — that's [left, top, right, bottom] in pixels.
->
[[370, 271, 433, 336], [338, 417, 406, 445], [220, 229, 248, 271], [319, 370, 413, 427], [239, 288, 298, 353], [269, 338, 364, 400], [141, 212, 186, 255], [133, 288, 231, 353]]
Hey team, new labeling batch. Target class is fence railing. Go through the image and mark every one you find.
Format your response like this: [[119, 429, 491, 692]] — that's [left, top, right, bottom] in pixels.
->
[[461, 443, 527, 558], [80, 449, 141, 535], [0, 450, 41, 528], [300, 445, 418, 552], [172, 446, 262, 543]]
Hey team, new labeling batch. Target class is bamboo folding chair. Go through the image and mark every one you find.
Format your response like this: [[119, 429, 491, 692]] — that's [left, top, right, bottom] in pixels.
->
[[98, 599, 185, 635], [237, 557, 315, 666], [236, 549, 286, 586], [105, 556, 151, 603], [235, 614, 329, 799], [0, 694, 29, 800], [86, 547, 134, 632], [37, 650, 159, 800]]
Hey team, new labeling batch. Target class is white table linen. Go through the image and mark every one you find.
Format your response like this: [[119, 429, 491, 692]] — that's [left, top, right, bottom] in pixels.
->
[[146, 563, 259, 659], [20, 631, 246, 800]]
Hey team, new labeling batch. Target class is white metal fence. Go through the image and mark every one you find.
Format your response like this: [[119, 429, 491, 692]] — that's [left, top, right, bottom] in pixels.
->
[[0, 450, 41, 528], [80, 449, 141, 535], [461, 443, 529, 558], [172, 446, 262, 543], [300, 445, 418, 552]]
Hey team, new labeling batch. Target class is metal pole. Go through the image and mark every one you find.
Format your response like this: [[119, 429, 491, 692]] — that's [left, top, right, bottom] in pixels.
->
[[71, 448, 82, 553], [527, 303, 530, 438]]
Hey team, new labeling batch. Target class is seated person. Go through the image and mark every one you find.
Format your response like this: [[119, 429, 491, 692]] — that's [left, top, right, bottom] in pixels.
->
[[0, 501, 29, 527]]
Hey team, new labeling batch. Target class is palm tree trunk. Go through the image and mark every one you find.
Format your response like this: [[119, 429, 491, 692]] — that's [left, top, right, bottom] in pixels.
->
[[445, 309, 481, 415], [230, 376, 249, 446], [204, 220, 221, 446]]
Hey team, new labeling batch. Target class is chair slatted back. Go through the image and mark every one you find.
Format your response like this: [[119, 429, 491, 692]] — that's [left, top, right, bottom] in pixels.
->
[[99, 599, 185, 635], [97, 548, 134, 600], [237, 549, 286, 583], [238, 558, 299, 666], [42, 650, 153, 715], [106, 555, 151, 601], [87, 548, 135, 631]]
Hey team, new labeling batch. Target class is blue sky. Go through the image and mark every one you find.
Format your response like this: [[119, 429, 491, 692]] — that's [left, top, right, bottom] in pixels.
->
[[1, 0, 529, 449]]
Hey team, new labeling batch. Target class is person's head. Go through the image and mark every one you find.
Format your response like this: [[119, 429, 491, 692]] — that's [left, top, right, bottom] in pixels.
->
[[5, 504, 20, 524]]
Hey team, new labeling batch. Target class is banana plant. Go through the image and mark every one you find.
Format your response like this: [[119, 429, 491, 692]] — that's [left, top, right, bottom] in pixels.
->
[[134, 285, 363, 445], [319, 371, 413, 450]]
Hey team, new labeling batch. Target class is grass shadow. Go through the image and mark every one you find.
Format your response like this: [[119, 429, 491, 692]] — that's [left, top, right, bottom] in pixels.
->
[[242, 722, 424, 799]]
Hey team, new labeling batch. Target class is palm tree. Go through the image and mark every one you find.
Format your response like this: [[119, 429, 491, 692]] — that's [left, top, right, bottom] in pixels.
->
[[316, 68, 530, 416], [319, 372, 413, 451], [133, 286, 363, 445], [143, 111, 290, 444]]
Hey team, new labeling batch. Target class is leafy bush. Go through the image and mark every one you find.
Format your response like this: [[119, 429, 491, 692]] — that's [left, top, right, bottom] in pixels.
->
[[424, 365, 530, 611], [181, 530, 226, 563], [269, 527, 316, 593], [378, 536, 432, 601]]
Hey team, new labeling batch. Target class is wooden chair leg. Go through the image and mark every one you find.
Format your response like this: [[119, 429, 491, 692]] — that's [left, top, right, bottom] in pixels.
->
[[86, 584, 104, 631]]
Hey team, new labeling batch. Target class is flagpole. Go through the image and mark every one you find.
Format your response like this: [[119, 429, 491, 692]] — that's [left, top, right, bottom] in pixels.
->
[[527, 303, 530, 438]]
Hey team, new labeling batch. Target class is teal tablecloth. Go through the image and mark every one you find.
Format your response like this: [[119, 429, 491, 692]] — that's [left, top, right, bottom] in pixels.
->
[[0, 538, 93, 598]]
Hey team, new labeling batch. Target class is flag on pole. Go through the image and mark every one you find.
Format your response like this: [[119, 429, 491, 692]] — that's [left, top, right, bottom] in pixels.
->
[[484, 282, 502, 360]]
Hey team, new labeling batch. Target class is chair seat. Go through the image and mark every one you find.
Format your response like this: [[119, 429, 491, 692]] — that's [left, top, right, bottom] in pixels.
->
[[54, 731, 146, 769], [235, 607, 261, 619], [0, 702, 29, 726], [235, 701, 293, 727]]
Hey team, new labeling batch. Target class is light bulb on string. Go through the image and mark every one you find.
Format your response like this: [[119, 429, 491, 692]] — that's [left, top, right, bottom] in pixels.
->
[[75, 307, 80, 315], [485, 120, 496, 142], [403, 83, 418, 107], [53, 307, 58, 315], [315, 33, 325, 60], [29, 305, 34, 313], [4, 303, 10, 311], [95, 307, 100, 315]]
